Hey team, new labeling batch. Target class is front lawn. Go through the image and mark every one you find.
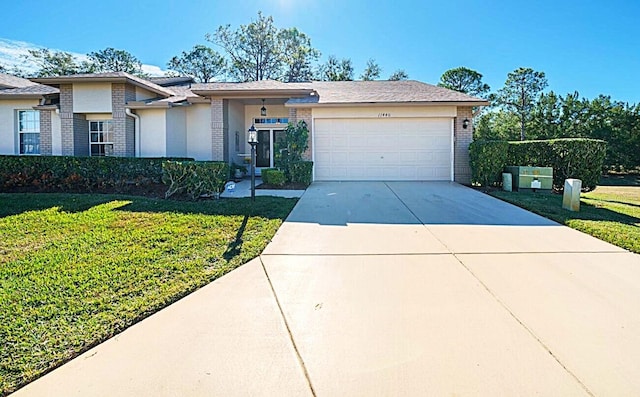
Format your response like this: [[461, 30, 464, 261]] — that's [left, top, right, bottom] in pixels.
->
[[0, 194, 297, 395], [490, 186, 640, 254]]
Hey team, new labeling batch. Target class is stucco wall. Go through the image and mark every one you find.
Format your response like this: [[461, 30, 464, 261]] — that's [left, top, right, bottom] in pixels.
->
[[0, 99, 41, 154], [135, 87, 157, 101], [137, 108, 167, 157], [186, 103, 213, 161], [73, 83, 113, 113], [166, 107, 187, 157], [51, 110, 62, 155], [228, 101, 245, 164]]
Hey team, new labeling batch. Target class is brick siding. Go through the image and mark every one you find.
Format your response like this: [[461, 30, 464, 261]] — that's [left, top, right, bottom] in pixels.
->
[[454, 106, 473, 184], [59, 84, 75, 155], [39, 110, 53, 155], [111, 83, 136, 157], [210, 98, 224, 161]]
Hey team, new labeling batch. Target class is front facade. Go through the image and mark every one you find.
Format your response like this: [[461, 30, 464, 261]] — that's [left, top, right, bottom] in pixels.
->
[[0, 72, 487, 183]]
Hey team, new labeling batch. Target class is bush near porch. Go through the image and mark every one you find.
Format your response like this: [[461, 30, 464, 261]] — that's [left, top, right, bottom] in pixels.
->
[[469, 138, 607, 190]]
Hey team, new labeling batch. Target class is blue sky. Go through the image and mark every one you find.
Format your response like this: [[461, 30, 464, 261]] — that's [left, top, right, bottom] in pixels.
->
[[1, 0, 639, 103]]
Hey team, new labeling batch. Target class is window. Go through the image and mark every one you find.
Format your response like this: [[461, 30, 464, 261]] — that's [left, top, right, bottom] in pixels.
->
[[253, 117, 288, 125], [89, 121, 114, 156], [18, 110, 40, 155]]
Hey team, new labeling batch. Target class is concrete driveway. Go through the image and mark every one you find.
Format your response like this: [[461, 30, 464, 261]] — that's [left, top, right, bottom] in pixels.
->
[[15, 182, 640, 396]]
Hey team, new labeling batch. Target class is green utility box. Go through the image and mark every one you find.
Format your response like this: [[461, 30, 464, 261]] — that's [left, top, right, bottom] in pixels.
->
[[505, 166, 553, 191]]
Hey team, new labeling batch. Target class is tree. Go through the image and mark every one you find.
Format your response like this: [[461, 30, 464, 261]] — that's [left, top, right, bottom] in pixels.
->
[[207, 12, 282, 81], [85, 47, 145, 76], [360, 59, 381, 81], [496, 67, 548, 140], [279, 28, 320, 82], [388, 69, 409, 81], [23, 49, 81, 77], [0, 63, 6, 73], [316, 56, 354, 81], [438, 66, 490, 97], [167, 45, 226, 83]]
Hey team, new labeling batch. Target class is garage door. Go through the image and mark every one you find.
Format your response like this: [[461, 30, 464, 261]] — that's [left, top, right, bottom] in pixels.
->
[[314, 118, 452, 181]]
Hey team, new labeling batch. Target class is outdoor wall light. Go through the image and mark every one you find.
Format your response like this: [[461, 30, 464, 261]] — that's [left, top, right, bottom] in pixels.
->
[[247, 124, 258, 201], [260, 99, 267, 117], [462, 118, 470, 129]]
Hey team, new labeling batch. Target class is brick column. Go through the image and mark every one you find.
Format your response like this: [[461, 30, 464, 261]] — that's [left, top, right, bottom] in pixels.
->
[[454, 106, 473, 184], [111, 83, 135, 157], [59, 84, 75, 156], [39, 110, 53, 155], [210, 98, 224, 161], [295, 108, 313, 161], [288, 107, 297, 123]]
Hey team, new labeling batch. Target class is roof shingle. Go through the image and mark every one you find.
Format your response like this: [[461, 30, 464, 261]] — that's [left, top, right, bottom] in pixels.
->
[[0, 73, 38, 89]]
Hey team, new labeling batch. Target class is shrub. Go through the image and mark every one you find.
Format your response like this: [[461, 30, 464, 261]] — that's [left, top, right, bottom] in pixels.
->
[[162, 161, 229, 200], [261, 168, 286, 186], [507, 138, 607, 190], [289, 161, 313, 186], [274, 120, 310, 181], [469, 140, 509, 187], [0, 155, 192, 191]]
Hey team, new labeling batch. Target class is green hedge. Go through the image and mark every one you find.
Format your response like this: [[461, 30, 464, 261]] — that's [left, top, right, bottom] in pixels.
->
[[469, 138, 607, 190], [0, 155, 192, 191], [261, 168, 286, 186], [469, 141, 509, 187], [162, 161, 229, 200], [289, 161, 313, 186], [507, 138, 607, 190]]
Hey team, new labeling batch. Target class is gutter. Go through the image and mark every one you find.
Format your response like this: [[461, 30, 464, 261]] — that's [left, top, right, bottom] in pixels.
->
[[125, 108, 141, 157]]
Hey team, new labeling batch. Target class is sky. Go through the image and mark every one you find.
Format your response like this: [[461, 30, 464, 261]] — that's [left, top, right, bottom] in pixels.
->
[[1, 0, 639, 103]]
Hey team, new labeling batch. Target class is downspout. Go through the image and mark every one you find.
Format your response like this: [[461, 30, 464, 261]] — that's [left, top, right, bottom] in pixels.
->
[[125, 108, 141, 157]]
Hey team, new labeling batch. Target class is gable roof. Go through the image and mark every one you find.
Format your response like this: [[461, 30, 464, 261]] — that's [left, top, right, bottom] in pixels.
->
[[288, 80, 488, 106], [32, 72, 173, 97], [192, 79, 488, 106], [148, 76, 194, 87], [191, 79, 314, 98], [0, 73, 38, 89]]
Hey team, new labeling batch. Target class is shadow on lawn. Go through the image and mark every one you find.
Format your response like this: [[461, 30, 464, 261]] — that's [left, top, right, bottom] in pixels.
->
[[0, 193, 297, 220]]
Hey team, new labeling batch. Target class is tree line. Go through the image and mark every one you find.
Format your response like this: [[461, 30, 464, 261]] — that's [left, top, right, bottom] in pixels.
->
[[437, 66, 639, 169]]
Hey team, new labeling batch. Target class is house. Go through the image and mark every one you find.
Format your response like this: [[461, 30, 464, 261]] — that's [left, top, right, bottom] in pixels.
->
[[0, 72, 488, 183]]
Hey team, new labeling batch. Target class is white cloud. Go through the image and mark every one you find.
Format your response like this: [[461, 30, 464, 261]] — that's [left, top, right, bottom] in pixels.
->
[[0, 37, 166, 76]]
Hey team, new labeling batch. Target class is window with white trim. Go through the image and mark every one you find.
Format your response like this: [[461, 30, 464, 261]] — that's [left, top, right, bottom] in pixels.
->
[[89, 120, 114, 156], [18, 110, 40, 155]]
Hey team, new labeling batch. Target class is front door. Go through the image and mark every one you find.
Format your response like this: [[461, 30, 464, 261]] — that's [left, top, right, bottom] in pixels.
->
[[256, 129, 285, 168], [256, 130, 271, 167]]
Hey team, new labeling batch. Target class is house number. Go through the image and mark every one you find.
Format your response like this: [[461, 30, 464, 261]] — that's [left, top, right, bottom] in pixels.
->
[[378, 113, 391, 118]]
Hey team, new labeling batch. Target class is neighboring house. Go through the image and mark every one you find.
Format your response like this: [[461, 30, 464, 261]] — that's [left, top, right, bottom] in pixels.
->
[[0, 72, 488, 183]]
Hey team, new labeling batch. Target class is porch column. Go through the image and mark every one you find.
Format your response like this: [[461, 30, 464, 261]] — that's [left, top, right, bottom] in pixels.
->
[[210, 98, 224, 161], [39, 109, 53, 155], [454, 106, 473, 184]]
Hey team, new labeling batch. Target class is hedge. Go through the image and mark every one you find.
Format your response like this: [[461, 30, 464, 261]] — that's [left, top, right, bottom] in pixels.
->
[[469, 141, 509, 187], [288, 161, 313, 186], [469, 138, 607, 191], [507, 138, 607, 190], [0, 155, 192, 192], [162, 161, 229, 200], [261, 168, 286, 186]]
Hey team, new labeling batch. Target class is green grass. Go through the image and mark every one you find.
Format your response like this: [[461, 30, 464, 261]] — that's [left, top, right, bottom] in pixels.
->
[[0, 193, 297, 395], [490, 185, 640, 254]]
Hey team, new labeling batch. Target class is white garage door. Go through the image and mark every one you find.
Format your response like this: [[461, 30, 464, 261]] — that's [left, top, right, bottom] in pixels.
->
[[314, 118, 453, 181]]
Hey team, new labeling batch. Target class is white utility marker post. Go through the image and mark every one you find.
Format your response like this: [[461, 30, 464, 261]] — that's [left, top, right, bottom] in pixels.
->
[[562, 179, 582, 211], [502, 173, 512, 192]]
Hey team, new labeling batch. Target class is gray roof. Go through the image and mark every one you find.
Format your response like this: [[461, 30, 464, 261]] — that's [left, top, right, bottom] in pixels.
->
[[300, 80, 486, 105], [33, 72, 173, 97], [0, 73, 38, 89], [0, 83, 59, 98], [148, 76, 194, 87], [192, 79, 487, 105]]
